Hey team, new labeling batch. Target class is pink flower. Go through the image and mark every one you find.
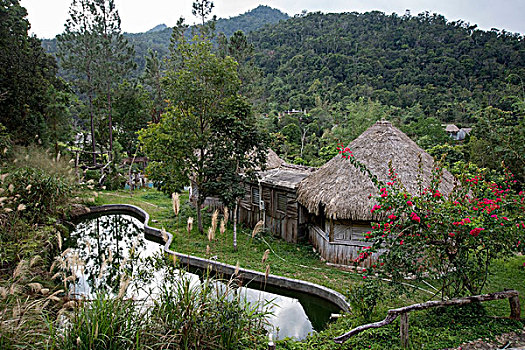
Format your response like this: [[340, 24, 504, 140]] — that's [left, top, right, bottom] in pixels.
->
[[388, 214, 397, 220], [407, 201, 413, 206]]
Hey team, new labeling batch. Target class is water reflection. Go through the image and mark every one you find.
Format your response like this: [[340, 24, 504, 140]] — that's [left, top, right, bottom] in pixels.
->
[[66, 213, 339, 340]]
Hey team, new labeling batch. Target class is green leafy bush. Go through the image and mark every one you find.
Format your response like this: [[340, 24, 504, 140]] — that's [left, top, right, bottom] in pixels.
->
[[345, 279, 382, 322], [5, 166, 73, 222]]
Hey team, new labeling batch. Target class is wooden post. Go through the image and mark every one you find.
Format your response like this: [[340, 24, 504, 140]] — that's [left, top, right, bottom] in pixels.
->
[[400, 312, 409, 348], [509, 295, 521, 320]]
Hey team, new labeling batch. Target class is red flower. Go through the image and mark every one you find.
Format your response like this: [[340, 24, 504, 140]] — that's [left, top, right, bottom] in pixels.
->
[[469, 227, 484, 237], [407, 200, 413, 206], [371, 204, 382, 213], [388, 214, 397, 220], [410, 212, 421, 223]]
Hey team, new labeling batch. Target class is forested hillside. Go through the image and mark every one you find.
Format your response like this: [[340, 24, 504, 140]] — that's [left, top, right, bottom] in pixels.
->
[[250, 11, 525, 121]]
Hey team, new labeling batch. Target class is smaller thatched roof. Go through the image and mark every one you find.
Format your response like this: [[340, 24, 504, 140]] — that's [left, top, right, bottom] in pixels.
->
[[265, 148, 284, 170], [250, 149, 316, 190], [445, 124, 460, 133], [297, 121, 457, 221], [259, 168, 311, 190]]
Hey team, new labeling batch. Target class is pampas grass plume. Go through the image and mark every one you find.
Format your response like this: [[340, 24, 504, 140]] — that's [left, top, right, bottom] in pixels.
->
[[161, 227, 168, 242], [251, 220, 264, 238], [211, 209, 218, 234], [223, 206, 229, 225], [219, 218, 225, 235], [171, 192, 180, 216], [118, 277, 131, 299], [261, 249, 270, 263], [187, 217, 193, 234], [207, 226, 214, 242]]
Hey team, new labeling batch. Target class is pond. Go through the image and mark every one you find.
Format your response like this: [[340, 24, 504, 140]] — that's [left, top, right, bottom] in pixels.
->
[[65, 212, 340, 340]]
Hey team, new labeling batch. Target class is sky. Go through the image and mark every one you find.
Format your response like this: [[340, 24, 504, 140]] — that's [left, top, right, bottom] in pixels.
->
[[20, 0, 525, 39]]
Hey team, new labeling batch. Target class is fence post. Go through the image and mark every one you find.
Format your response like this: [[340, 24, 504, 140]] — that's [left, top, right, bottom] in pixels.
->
[[509, 295, 521, 320], [400, 312, 409, 348]]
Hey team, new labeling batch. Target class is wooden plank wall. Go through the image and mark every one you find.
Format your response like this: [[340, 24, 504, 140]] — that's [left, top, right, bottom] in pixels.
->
[[309, 225, 380, 267], [239, 183, 304, 243]]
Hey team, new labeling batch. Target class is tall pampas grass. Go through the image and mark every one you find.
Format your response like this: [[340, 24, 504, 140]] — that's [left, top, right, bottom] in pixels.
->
[[211, 209, 218, 234], [187, 217, 193, 235], [171, 193, 180, 216], [251, 220, 264, 238], [12, 260, 28, 280], [161, 227, 168, 242], [219, 219, 225, 235], [207, 227, 215, 242], [234, 261, 240, 276], [261, 249, 270, 263], [117, 277, 131, 299], [223, 206, 229, 225]]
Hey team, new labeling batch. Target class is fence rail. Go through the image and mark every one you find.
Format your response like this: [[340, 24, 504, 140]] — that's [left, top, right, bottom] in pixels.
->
[[334, 289, 521, 348]]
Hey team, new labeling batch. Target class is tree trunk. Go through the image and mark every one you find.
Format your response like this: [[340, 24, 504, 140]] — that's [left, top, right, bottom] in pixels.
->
[[88, 89, 96, 166], [197, 197, 203, 233], [233, 200, 239, 251], [87, 63, 96, 166], [107, 83, 113, 161]]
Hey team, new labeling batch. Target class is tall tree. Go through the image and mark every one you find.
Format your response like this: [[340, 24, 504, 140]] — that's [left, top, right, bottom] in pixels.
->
[[0, 0, 60, 144], [57, 0, 99, 164], [139, 33, 266, 234], [142, 49, 165, 123], [58, 0, 134, 165], [92, 0, 135, 159]]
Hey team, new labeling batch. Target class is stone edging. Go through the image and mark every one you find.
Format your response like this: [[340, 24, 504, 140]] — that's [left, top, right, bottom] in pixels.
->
[[75, 204, 350, 312]]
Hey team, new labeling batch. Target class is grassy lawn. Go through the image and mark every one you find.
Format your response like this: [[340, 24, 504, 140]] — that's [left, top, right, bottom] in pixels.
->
[[94, 188, 363, 292], [93, 187, 525, 349]]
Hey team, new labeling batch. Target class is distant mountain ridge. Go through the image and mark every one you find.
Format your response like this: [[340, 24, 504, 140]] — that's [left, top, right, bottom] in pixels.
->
[[146, 24, 168, 33], [41, 5, 290, 71]]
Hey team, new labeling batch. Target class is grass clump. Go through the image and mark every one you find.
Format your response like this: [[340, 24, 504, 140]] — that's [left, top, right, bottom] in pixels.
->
[[56, 294, 145, 350], [148, 267, 270, 349]]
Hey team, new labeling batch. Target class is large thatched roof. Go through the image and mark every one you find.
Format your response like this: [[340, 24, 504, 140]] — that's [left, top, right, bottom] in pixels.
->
[[297, 121, 457, 221]]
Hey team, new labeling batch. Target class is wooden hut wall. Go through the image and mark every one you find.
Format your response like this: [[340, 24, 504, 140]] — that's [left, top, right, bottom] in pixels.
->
[[239, 183, 304, 243], [309, 222, 379, 267]]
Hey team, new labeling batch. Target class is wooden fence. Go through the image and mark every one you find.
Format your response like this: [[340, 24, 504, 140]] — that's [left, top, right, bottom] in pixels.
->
[[334, 290, 521, 348]]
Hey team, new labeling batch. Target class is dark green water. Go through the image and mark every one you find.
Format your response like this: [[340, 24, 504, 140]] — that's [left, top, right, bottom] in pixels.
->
[[66, 213, 340, 340]]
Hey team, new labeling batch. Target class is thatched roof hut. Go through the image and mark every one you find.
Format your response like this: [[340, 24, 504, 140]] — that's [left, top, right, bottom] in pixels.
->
[[445, 124, 460, 133], [297, 121, 456, 222]]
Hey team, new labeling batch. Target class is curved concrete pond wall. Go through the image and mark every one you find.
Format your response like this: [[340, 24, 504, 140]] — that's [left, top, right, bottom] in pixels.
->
[[74, 204, 350, 312]]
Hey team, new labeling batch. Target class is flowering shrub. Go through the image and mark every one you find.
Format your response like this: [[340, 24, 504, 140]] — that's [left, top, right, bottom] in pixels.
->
[[341, 148, 525, 298]]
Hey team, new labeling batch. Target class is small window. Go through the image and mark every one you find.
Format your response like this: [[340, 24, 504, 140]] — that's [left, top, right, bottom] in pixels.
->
[[251, 187, 260, 205], [277, 193, 287, 213]]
